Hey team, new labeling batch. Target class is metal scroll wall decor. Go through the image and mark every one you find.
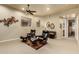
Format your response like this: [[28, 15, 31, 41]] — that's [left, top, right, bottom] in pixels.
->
[[0, 16, 18, 27], [46, 22, 55, 29]]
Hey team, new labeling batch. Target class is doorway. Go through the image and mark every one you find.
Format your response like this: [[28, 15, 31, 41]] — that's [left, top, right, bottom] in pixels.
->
[[68, 19, 75, 37], [62, 14, 78, 40]]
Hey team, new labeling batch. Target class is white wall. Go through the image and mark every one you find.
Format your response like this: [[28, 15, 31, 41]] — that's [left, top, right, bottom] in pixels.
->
[[44, 8, 79, 39], [0, 5, 79, 41], [0, 5, 45, 41]]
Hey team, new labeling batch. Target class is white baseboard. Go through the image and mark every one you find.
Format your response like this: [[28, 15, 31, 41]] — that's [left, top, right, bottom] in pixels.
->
[[0, 38, 19, 43], [56, 37, 76, 40], [56, 37, 64, 40]]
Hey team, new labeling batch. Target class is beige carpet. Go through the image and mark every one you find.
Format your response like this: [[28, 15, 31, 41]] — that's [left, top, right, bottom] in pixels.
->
[[0, 38, 79, 54]]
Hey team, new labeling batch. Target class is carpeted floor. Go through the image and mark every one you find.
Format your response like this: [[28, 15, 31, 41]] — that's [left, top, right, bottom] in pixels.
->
[[0, 38, 79, 54]]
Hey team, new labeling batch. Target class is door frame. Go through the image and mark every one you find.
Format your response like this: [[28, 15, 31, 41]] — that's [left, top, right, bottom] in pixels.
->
[[63, 15, 78, 40]]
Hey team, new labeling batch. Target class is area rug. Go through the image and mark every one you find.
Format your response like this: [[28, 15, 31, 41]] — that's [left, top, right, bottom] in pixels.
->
[[23, 40, 47, 50]]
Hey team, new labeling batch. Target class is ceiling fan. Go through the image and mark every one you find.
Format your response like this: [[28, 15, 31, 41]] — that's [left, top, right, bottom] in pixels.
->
[[26, 4, 36, 15]]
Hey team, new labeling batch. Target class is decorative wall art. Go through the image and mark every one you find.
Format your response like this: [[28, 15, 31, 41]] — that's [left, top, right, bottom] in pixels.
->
[[60, 23, 65, 29], [46, 22, 55, 29], [21, 16, 31, 27], [36, 20, 40, 27], [0, 16, 18, 27], [60, 23, 62, 29]]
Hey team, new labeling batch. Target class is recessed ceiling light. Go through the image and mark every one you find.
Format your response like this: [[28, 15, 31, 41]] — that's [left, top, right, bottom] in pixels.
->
[[22, 8, 25, 11], [33, 13, 36, 14], [47, 8, 50, 11], [71, 14, 76, 17]]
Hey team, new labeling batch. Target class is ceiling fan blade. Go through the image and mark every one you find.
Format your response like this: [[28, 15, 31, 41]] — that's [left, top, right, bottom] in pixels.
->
[[30, 11, 36, 12], [26, 10, 36, 13], [29, 12, 34, 15]]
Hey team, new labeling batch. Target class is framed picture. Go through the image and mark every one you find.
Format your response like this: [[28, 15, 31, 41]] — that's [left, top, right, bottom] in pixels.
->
[[21, 16, 31, 27], [36, 20, 40, 27]]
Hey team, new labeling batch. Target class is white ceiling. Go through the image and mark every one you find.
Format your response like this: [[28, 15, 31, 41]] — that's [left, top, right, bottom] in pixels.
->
[[4, 4, 79, 16]]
